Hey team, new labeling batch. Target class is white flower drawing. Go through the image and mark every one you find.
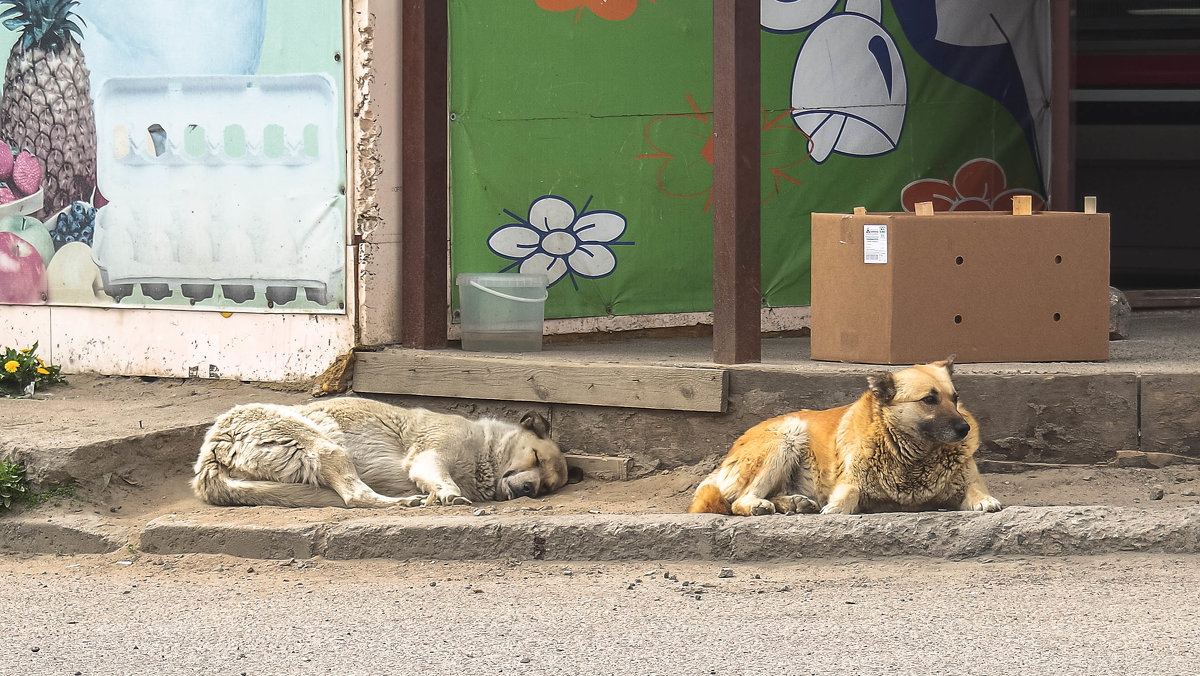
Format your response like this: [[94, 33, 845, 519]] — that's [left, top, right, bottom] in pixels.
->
[[488, 195, 631, 289]]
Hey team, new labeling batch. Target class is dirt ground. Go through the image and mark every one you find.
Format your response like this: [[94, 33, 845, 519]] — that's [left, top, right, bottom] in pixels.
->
[[4, 373, 1200, 532], [10, 448, 1200, 532]]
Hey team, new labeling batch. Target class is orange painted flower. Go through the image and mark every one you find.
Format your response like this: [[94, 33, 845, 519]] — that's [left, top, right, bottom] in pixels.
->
[[901, 158, 1045, 212], [535, 0, 652, 22], [636, 95, 810, 211]]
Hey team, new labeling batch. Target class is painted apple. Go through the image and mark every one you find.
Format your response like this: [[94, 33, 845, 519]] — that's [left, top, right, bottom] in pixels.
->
[[0, 214, 54, 266], [0, 231, 49, 304]]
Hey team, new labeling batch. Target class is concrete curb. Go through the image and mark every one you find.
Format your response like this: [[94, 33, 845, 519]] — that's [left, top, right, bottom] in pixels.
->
[[0, 515, 133, 555], [123, 505, 1200, 561]]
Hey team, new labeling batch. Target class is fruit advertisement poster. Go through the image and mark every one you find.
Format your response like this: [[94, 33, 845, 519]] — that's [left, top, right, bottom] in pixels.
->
[[450, 0, 1051, 320], [0, 0, 346, 312]]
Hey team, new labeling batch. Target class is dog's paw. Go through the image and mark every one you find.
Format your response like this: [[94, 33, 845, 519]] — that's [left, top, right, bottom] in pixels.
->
[[397, 495, 425, 507], [772, 495, 819, 514], [820, 501, 855, 515], [969, 495, 1003, 513], [424, 489, 472, 507], [731, 497, 776, 517]]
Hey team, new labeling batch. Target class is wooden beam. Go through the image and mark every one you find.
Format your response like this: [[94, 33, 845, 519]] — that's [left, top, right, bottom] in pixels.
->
[[1049, 0, 1073, 210], [711, 0, 761, 364], [400, 0, 449, 348], [355, 350, 730, 412]]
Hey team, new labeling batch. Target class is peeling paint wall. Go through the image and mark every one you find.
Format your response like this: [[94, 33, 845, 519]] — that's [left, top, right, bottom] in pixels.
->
[[351, 0, 405, 347]]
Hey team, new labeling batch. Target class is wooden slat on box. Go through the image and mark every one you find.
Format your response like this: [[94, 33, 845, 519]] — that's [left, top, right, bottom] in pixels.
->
[[354, 351, 728, 413]]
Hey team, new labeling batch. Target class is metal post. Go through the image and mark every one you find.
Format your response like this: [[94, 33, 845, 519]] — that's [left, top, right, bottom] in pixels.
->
[[712, 0, 761, 364], [401, 0, 449, 348]]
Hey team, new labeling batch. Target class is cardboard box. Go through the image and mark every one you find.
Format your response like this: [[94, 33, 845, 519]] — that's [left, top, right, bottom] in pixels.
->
[[810, 210, 1110, 364]]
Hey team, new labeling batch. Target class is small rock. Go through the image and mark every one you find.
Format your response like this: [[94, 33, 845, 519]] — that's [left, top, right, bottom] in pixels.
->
[[473, 509, 486, 516], [247, 567, 255, 574], [1183, 489, 1197, 497], [520, 657, 532, 664], [1150, 488, 1165, 501], [31, 647, 39, 653], [1109, 286, 1132, 340], [717, 567, 734, 579], [626, 583, 636, 590], [1082, 476, 1093, 481]]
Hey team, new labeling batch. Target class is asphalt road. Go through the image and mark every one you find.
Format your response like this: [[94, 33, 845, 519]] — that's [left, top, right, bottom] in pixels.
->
[[2, 552, 1197, 675]]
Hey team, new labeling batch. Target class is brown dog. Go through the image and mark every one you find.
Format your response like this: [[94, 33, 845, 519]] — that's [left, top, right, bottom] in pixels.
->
[[689, 359, 1002, 516]]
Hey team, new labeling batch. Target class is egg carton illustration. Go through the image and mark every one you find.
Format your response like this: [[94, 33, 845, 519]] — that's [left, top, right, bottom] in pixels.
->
[[91, 74, 345, 307]]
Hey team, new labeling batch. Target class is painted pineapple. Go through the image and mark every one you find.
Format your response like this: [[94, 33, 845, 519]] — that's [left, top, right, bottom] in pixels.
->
[[0, 0, 96, 219]]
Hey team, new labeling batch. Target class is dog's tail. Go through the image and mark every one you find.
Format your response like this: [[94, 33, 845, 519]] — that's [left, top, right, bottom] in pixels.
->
[[688, 481, 732, 515], [193, 459, 344, 507], [192, 413, 345, 508]]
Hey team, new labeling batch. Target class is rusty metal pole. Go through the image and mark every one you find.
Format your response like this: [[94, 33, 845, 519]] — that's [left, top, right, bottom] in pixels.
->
[[1049, 0, 1074, 210], [400, 0, 449, 348], [712, 0, 761, 364]]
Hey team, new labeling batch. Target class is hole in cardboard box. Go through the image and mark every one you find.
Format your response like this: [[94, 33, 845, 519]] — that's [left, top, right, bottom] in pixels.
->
[[1053, 312, 1061, 322], [1054, 255, 1062, 264], [224, 124, 247, 158], [954, 314, 963, 324], [955, 256, 964, 265]]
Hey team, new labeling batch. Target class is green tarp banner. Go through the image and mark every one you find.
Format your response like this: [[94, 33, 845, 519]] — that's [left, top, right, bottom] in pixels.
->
[[450, 0, 1049, 320]]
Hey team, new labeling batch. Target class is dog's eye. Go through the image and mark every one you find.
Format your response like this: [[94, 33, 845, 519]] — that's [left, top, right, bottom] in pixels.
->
[[921, 394, 938, 405]]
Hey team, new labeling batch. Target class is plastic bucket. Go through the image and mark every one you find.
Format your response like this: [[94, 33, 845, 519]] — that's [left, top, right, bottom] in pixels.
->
[[455, 273, 548, 352]]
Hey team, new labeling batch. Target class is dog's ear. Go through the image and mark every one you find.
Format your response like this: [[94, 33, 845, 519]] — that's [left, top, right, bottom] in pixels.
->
[[519, 411, 551, 439], [867, 372, 897, 404], [567, 465, 584, 484], [931, 354, 956, 376]]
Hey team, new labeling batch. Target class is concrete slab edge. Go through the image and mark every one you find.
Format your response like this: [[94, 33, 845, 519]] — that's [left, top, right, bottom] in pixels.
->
[[0, 515, 133, 555], [121, 505, 1200, 562]]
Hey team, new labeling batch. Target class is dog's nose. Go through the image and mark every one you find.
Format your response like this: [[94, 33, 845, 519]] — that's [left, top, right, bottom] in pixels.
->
[[952, 420, 971, 440], [519, 481, 536, 497]]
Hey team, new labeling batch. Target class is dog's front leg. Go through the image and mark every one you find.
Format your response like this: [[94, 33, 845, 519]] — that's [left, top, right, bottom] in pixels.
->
[[408, 452, 472, 506], [820, 482, 860, 514], [960, 459, 1003, 512]]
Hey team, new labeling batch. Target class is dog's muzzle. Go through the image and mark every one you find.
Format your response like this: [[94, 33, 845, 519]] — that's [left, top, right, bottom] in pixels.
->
[[949, 419, 971, 442], [500, 469, 541, 500]]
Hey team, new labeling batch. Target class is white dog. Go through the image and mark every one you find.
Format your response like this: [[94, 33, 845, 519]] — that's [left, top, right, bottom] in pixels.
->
[[193, 397, 580, 508]]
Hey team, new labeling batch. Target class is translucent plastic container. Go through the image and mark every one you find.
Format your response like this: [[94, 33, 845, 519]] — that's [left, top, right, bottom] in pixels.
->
[[456, 273, 548, 352]]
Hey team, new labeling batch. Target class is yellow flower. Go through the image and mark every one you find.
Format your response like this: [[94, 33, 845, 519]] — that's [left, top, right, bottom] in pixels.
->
[[36, 358, 43, 366], [19, 348, 30, 353], [37, 367, 49, 375], [3, 361, 17, 373]]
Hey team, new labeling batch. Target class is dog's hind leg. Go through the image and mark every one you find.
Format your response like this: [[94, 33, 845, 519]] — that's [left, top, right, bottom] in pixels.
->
[[195, 403, 412, 508], [309, 439, 418, 508], [731, 420, 810, 517]]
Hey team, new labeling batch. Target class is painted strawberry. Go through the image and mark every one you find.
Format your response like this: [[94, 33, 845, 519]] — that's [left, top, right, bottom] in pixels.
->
[[11, 150, 42, 197], [0, 141, 11, 181], [0, 185, 14, 204]]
